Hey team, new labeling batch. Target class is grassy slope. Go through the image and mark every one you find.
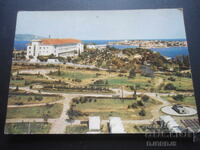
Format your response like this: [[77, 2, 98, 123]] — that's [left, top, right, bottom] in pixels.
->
[[8, 93, 62, 105], [161, 96, 196, 106], [7, 103, 63, 119], [72, 98, 160, 120], [65, 125, 88, 134]]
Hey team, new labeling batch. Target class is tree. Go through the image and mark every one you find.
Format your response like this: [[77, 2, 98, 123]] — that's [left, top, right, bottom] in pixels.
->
[[93, 80, 104, 85], [173, 94, 184, 101], [137, 100, 144, 106], [67, 56, 72, 62], [139, 109, 146, 116], [129, 68, 136, 78], [15, 85, 19, 91], [142, 95, 149, 102], [28, 97, 32, 101], [131, 103, 138, 108], [105, 80, 108, 85], [35, 95, 43, 101], [43, 113, 49, 123]]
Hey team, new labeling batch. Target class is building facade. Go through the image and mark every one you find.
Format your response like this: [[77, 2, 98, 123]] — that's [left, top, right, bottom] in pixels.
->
[[26, 38, 84, 60]]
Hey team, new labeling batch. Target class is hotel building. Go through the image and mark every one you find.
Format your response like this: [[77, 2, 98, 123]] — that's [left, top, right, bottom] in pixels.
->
[[26, 38, 84, 60]]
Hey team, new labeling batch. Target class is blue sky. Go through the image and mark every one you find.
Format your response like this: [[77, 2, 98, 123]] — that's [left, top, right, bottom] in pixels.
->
[[16, 9, 186, 40]]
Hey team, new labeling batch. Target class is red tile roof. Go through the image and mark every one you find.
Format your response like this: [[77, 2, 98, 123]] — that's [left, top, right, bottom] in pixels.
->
[[40, 38, 81, 45]]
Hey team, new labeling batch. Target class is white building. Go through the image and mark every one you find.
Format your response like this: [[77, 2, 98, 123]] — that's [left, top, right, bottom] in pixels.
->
[[109, 117, 126, 133], [87, 116, 101, 134], [26, 38, 84, 60], [88, 116, 101, 131], [159, 115, 182, 133]]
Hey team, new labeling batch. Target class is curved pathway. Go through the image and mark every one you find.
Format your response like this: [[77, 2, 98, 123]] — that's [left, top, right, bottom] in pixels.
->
[[7, 68, 194, 134]]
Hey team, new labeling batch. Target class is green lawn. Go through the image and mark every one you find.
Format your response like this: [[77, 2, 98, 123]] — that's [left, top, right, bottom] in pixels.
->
[[124, 124, 152, 133], [171, 77, 193, 91], [71, 97, 158, 120], [104, 74, 151, 89], [10, 80, 25, 87], [65, 125, 88, 134], [4, 122, 51, 134], [7, 103, 63, 119], [161, 95, 196, 106], [49, 70, 97, 80], [158, 74, 194, 91], [10, 74, 50, 87]]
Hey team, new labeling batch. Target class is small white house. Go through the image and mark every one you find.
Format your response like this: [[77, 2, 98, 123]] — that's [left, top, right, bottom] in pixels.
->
[[88, 116, 101, 131], [159, 115, 182, 133], [109, 117, 126, 133], [86, 116, 101, 134]]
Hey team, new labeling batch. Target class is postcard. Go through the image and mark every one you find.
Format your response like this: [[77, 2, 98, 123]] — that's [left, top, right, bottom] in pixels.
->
[[4, 9, 200, 134]]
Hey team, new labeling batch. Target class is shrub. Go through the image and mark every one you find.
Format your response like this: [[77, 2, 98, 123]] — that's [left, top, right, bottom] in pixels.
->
[[141, 95, 149, 102], [137, 100, 144, 106], [173, 94, 184, 101], [34, 96, 43, 101], [15, 102, 23, 105], [118, 74, 124, 77], [93, 80, 104, 85], [73, 79, 82, 82], [96, 73, 101, 77], [129, 69, 136, 78], [164, 83, 176, 90], [15, 85, 19, 91], [132, 95, 137, 100], [168, 77, 176, 81], [67, 108, 86, 119], [45, 103, 53, 108], [120, 70, 127, 73], [131, 103, 138, 108], [28, 97, 32, 101], [24, 81, 30, 86], [139, 109, 146, 116]]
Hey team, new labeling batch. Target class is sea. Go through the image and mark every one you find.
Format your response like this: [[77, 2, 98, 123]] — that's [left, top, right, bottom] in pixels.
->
[[14, 39, 189, 58]]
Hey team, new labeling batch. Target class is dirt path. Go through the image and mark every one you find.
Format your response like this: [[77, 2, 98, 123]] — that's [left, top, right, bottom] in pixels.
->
[[49, 94, 73, 134]]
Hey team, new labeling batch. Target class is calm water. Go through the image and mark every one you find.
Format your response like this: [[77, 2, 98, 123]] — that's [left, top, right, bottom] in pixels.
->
[[151, 47, 189, 58], [14, 39, 188, 58]]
